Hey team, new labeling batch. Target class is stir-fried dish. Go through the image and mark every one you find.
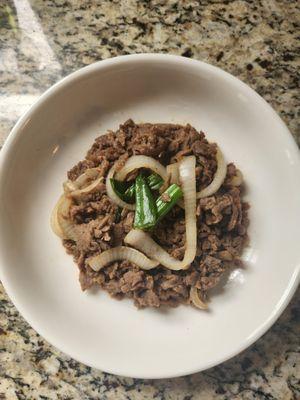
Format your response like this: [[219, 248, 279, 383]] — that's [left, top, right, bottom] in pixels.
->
[[51, 120, 249, 309]]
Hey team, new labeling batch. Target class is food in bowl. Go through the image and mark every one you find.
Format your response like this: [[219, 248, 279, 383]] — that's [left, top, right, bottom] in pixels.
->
[[51, 119, 249, 309]]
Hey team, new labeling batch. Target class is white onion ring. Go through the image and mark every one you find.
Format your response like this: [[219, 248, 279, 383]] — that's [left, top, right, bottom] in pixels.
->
[[56, 196, 78, 241], [86, 246, 159, 271], [115, 155, 168, 182], [69, 176, 104, 198], [197, 146, 226, 199], [160, 162, 180, 193], [164, 146, 226, 199], [106, 165, 135, 210], [63, 180, 77, 192], [190, 287, 208, 310], [64, 167, 100, 192], [125, 156, 197, 270], [50, 195, 65, 238], [64, 168, 104, 197], [230, 169, 243, 186], [167, 162, 180, 185], [160, 162, 184, 208]]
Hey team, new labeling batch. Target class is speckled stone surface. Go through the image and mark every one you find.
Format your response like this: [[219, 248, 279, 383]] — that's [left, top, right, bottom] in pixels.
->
[[0, 0, 299, 398]]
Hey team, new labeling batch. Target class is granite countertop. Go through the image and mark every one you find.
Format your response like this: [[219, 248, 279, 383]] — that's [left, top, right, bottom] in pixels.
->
[[0, 0, 299, 398]]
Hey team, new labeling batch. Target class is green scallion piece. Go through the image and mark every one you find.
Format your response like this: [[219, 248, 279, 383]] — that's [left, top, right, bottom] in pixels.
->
[[124, 184, 135, 200], [147, 173, 164, 190], [133, 174, 158, 230], [124, 173, 164, 200], [156, 184, 183, 220], [110, 178, 132, 202]]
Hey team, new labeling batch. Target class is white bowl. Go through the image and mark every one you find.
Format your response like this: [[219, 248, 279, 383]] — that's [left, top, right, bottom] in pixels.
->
[[0, 54, 299, 379]]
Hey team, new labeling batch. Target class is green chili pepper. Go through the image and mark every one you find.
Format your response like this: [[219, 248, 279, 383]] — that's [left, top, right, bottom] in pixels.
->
[[133, 174, 157, 230], [156, 184, 183, 221]]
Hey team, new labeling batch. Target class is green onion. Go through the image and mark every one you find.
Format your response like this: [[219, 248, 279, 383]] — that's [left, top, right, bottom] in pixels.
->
[[110, 179, 132, 202], [156, 184, 183, 220], [124, 173, 164, 200], [147, 173, 164, 190], [133, 175, 157, 230], [124, 184, 135, 200]]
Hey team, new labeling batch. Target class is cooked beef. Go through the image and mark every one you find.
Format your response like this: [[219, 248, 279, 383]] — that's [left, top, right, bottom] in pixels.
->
[[63, 120, 249, 308]]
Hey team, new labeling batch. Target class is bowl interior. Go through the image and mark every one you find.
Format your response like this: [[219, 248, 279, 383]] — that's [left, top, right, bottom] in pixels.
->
[[0, 56, 299, 378]]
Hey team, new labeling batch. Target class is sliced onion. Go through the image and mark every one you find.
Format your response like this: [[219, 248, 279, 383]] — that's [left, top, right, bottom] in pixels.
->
[[56, 196, 77, 241], [197, 146, 226, 199], [115, 155, 168, 182], [190, 287, 208, 310], [161, 146, 226, 200], [64, 168, 100, 192], [106, 165, 135, 210], [63, 180, 77, 192], [64, 168, 104, 197], [125, 156, 197, 270], [167, 162, 180, 185], [229, 169, 243, 186], [69, 176, 104, 198], [160, 162, 179, 193], [50, 195, 65, 238], [86, 246, 159, 271]]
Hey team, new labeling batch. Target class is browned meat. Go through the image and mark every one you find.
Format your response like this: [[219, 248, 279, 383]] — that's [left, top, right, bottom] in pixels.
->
[[62, 120, 249, 308], [131, 124, 169, 157], [135, 289, 160, 308]]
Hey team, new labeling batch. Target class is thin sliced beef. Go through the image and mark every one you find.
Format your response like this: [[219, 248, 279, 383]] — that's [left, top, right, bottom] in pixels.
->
[[63, 120, 249, 308]]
